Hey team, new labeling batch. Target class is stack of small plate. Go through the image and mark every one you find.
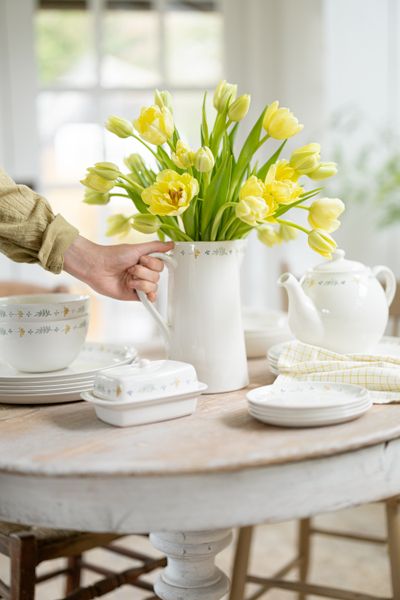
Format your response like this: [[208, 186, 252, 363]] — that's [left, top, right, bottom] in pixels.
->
[[247, 382, 371, 427], [0, 342, 137, 404], [243, 308, 293, 358], [267, 341, 290, 374]]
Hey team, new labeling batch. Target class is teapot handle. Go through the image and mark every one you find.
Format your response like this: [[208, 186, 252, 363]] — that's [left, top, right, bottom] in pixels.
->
[[136, 252, 177, 349], [372, 265, 397, 307]]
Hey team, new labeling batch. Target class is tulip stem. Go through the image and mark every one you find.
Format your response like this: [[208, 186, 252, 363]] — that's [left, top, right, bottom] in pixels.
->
[[160, 223, 193, 242], [111, 193, 131, 199], [119, 175, 144, 192], [296, 205, 310, 211], [277, 218, 310, 235], [131, 133, 164, 165], [257, 134, 270, 148], [210, 202, 237, 241]]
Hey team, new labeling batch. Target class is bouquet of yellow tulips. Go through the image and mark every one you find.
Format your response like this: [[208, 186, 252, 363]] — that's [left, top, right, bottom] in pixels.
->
[[81, 81, 344, 257]]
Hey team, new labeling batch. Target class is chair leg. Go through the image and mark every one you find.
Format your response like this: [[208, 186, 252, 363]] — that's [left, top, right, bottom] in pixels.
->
[[385, 498, 400, 600], [298, 518, 312, 600], [9, 533, 37, 600], [65, 555, 82, 594], [229, 526, 253, 600]]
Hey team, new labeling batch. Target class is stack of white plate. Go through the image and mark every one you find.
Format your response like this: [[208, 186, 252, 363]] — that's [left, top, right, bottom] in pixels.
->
[[243, 308, 293, 358], [0, 342, 137, 405], [267, 336, 400, 376], [247, 382, 371, 427]]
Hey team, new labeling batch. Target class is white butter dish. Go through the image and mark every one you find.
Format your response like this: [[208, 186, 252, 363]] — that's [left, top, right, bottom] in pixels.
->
[[93, 359, 199, 403], [81, 384, 207, 427]]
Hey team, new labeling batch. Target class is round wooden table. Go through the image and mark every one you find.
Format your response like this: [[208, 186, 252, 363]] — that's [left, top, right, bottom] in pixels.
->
[[1, 359, 400, 599]]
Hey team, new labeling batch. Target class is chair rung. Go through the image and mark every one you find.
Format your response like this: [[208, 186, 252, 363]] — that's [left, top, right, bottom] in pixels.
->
[[246, 557, 301, 600], [36, 567, 70, 583], [311, 527, 387, 545], [80, 561, 115, 576], [104, 544, 157, 563], [246, 576, 389, 600]]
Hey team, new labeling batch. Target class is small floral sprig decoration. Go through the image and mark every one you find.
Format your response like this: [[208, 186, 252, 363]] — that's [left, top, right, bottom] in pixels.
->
[[80, 81, 344, 256]]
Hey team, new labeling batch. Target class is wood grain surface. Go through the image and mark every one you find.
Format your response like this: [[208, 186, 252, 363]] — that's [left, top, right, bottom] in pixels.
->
[[1, 359, 400, 478]]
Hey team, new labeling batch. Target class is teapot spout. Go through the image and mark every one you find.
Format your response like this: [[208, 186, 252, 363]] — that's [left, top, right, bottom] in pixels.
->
[[278, 272, 324, 345]]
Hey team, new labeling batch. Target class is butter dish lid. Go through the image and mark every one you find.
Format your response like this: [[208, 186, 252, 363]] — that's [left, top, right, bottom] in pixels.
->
[[93, 358, 200, 403]]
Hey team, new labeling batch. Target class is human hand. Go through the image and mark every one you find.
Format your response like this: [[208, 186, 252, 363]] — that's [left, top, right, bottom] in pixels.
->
[[63, 236, 174, 301]]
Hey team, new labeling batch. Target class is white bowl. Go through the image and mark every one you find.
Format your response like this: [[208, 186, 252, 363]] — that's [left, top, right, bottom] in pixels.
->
[[0, 315, 89, 372], [0, 294, 90, 322], [242, 307, 292, 358]]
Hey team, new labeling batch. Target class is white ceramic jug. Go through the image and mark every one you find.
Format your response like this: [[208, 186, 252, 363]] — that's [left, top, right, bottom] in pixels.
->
[[138, 241, 249, 393]]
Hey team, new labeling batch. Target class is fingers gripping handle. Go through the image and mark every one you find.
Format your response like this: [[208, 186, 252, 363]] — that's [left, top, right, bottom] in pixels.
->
[[137, 252, 177, 348], [373, 265, 397, 307]]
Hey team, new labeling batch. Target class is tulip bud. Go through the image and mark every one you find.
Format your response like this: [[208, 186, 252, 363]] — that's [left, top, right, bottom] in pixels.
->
[[257, 224, 282, 247], [308, 197, 345, 232], [213, 79, 238, 111], [262, 101, 303, 140], [308, 161, 337, 180], [308, 229, 337, 258], [194, 146, 215, 173], [154, 89, 173, 113], [124, 153, 147, 172], [172, 140, 196, 169], [290, 143, 321, 175], [105, 115, 134, 138], [106, 214, 132, 237], [83, 188, 110, 205], [228, 94, 251, 122], [88, 162, 120, 180], [132, 213, 161, 234], [80, 172, 115, 193], [278, 223, 298, 241]]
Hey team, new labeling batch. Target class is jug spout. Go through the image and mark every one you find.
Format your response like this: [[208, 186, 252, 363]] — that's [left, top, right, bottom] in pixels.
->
[[278, 272, 324, 345]]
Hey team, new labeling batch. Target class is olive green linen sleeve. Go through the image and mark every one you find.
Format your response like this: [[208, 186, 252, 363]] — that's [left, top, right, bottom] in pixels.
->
[[0, 168, 79, 274]]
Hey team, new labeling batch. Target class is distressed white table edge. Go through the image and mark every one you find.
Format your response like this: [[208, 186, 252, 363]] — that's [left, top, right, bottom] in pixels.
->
[[1, 438, 399, 599]]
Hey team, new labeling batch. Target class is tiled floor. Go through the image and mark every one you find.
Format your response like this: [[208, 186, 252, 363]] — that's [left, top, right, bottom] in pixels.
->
[[0, 503, 390, 599]]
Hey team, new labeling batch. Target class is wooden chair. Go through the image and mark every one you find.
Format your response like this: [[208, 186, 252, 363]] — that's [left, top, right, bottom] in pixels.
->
[[230, 497, 400, 599], [0, 521, 165, 599]]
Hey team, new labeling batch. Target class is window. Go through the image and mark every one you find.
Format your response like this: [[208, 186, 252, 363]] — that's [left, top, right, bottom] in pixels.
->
[[33, 0, 224, 341]]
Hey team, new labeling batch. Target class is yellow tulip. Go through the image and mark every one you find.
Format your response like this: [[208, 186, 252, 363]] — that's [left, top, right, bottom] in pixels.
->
[[228, 94, 251, 122], [262, 101, 303, 139], [239, 175, 265, 200], [309, 161, 338, 180], [194, 146, 215, 173], [213, 79, 237, 111], [290, 143, 321, 175], [132, 213, 161, 234], [265, 160, 298, 184], [236, 196, 271, 226], [172, 140, 195, 169], [133, 105, 174, 145], [265, 180, 302, 206], [83, 189, 110, 205], [106, 214, 131, 237], [124, 153, 146, 172], [80, 172, 115, 193], [142, 169, 199, 216], [308, 229, 337, 257], [89, 162, 120, 180], [308, 197, 345, 232], [154, 89, 173, 112], [278, 223, 298, 241], [257, 224, 282, 247], [105, 115, 133, 138]]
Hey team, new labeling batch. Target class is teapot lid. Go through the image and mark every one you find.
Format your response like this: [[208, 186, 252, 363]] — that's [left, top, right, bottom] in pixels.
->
[[312, 249, 368, 274]]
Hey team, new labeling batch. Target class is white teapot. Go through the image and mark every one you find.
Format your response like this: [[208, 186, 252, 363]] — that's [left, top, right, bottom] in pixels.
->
[[278, 249, 396, 353]]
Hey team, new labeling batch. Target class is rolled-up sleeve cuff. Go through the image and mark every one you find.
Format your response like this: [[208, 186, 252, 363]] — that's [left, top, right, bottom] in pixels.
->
[[38, 214, 79, 274]]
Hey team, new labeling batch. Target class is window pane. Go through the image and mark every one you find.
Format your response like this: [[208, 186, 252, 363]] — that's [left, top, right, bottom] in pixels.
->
[[35, 7, 95, 86], [38, 92, 103, 186], [165, 3, 223, 86], [102, 5, 161, 87]]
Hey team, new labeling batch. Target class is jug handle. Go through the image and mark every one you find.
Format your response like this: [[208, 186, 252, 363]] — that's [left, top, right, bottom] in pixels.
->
[[372, 265, 397, 307], [137, 252, 177, 349]]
